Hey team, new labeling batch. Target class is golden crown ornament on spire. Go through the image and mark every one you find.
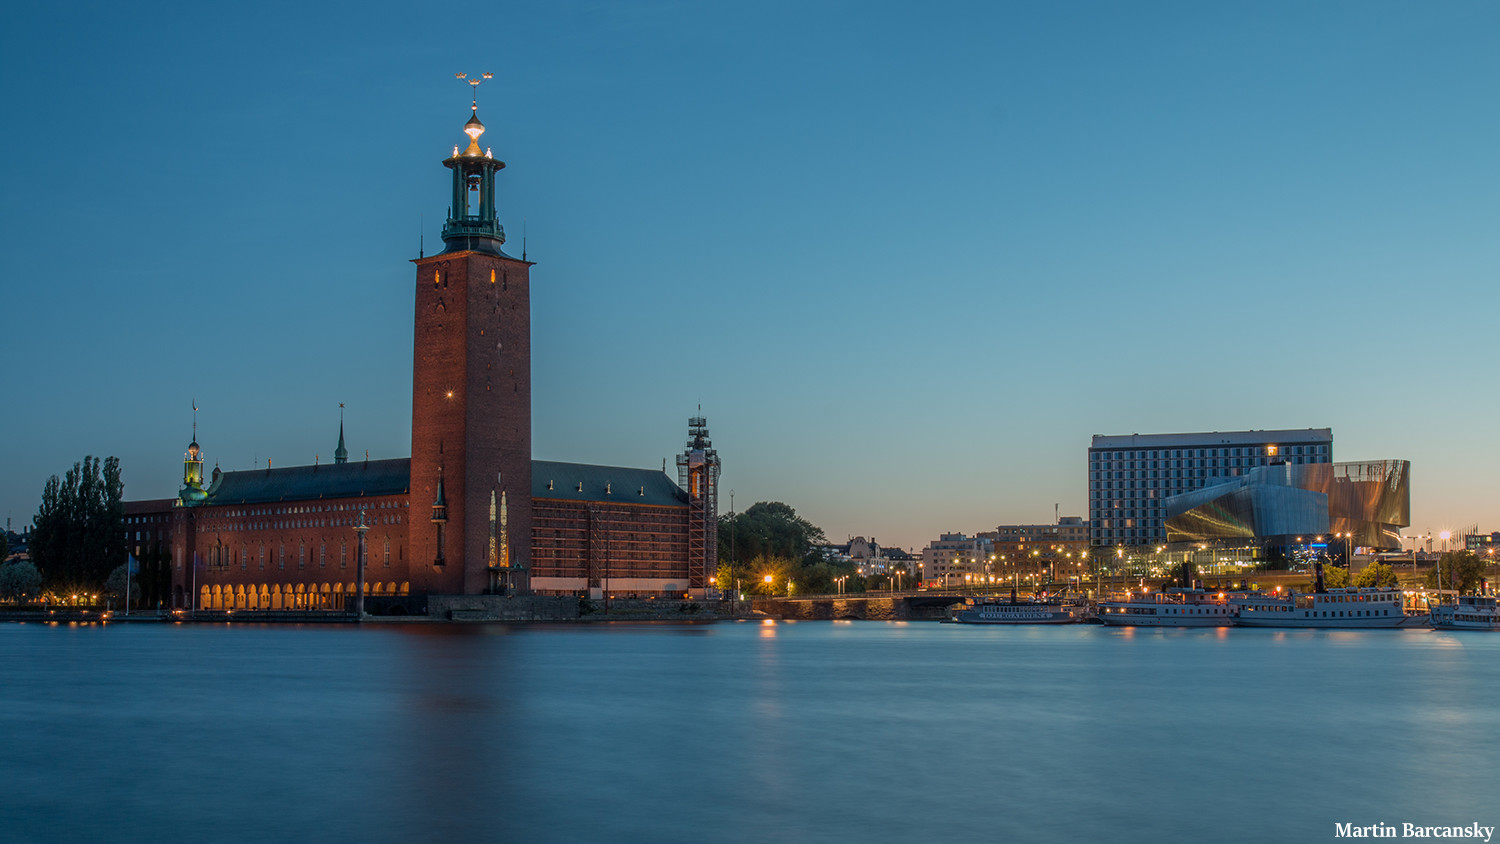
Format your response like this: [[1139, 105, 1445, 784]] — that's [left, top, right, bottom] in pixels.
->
[[455, 72, 493, 156]]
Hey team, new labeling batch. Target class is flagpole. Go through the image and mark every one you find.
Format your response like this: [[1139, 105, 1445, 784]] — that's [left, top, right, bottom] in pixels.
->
[[125, 554, 132, 617]]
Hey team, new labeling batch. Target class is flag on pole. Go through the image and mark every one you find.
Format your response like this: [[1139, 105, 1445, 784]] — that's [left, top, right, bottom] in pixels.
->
[[128, 553, 140, 575]]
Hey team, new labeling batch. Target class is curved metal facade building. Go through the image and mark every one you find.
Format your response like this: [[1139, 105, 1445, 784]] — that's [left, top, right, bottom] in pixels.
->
[[1165, 460, 1410, 550]]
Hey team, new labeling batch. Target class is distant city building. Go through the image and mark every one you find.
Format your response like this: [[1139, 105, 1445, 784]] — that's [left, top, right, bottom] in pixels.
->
[[920, 533, 994, 586], [982, 516, 1090, 553], [1465, 532, 1500, 553], [1089, 429, 1333, 547], [818, 537, 916, 575]]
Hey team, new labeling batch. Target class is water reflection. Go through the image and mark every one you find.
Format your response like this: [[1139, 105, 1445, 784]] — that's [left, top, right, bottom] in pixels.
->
[[1, 621, 1497, 844]]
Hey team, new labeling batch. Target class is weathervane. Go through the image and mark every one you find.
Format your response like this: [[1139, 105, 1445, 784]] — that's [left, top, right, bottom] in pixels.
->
[[455, 72, 494, 111]]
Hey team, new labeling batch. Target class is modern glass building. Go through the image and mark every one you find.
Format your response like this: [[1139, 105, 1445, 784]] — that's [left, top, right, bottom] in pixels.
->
[[1088, 429, 1334, 548]]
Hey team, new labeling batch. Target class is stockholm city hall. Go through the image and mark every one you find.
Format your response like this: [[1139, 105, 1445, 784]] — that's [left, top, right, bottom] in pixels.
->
[[125, 83, 721, 611]]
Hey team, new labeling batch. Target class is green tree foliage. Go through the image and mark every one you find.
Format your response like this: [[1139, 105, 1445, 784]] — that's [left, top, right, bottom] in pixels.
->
[[1169, 561, 1197, 588], [0, 561, 43, 602], [717, 502, 827, 566], [1353, 562, 1399, 588], [1425, 551, 1489, 593], [713, 502, 859, 595], [0, 532, 9, 562], [30, 456, 126, 593], [104, 563, 141, 607], [1322, 564, 1349, 589]]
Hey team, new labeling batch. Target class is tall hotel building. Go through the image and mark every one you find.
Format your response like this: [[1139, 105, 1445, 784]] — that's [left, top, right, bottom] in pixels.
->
[[1087, 429, 1333, 547]]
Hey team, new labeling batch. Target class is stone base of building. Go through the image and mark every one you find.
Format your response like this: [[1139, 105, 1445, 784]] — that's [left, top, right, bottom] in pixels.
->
[[426, 594, 730, 622]]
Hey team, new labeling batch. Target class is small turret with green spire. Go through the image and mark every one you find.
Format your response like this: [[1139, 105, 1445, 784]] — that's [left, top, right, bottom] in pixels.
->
[[179, 401, 208, 505]]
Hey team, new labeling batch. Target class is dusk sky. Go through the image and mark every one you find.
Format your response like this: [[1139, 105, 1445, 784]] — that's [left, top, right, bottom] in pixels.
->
[[2, 1, 1497, 552]]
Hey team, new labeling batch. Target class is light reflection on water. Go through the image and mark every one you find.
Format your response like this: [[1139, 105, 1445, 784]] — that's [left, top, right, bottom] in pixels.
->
[[1, 621, 1497, 844]]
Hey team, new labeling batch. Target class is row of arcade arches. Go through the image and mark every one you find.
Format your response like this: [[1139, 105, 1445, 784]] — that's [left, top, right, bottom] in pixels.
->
[[187, 582, 410, 610]]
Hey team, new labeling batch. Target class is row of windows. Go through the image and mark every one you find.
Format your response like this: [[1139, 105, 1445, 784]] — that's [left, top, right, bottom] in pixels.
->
[[187, 538, 401, 571], [202, 514, 403, 532], [1092, 455, 1328, 480], [1093, 527, 1167, 539], [1091, 445, 1328, 462], [213, 500, 407, 519], [1093, 518, 1164, 529]]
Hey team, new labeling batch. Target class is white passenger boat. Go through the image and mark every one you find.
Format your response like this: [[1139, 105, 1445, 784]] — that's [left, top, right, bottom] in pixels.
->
[[1229, 586, 1423, 628], [1097, 588, 1235, 627], [1430, 595, 1500, 631], [952, 593, 1085, 624]]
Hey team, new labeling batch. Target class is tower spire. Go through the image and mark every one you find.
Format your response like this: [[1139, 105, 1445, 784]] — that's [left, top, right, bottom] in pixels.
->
[[334, 403, 348, 464], [442, 73, 508, 256]]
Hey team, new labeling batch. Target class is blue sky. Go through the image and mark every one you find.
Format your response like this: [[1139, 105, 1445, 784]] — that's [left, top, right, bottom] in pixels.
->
[[2, 1, 1496, 551]]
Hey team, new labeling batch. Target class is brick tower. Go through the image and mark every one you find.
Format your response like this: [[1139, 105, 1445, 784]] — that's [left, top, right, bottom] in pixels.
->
[[409, 84, 533, 595]]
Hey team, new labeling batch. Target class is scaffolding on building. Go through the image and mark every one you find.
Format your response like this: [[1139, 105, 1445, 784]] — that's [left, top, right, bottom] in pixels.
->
[[676, 414, 721, 595]]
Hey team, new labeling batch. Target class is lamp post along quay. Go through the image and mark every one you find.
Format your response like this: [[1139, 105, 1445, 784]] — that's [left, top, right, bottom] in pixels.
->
[[353, 509, 369, 618]]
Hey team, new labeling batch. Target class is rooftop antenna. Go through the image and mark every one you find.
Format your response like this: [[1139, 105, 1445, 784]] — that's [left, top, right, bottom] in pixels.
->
[[419, 214, 424, 258], [522, 219, 527, 261]]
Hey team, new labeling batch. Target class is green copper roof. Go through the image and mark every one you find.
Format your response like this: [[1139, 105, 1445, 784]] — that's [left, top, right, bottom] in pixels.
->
[[200, 458, 411, 505], [173, 458, 689, 509], [532, 461, 688, 508]]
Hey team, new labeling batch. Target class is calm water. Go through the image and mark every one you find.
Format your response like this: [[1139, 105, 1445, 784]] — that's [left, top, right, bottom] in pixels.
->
[[2, 620, 1497, 843]]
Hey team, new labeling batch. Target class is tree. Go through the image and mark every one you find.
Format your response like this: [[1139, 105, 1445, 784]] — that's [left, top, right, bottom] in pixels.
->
[[1322, 564, 1349, 589], [1425, 551, 1488, 593], [1353, 562, 1399, 588], [30, 456, 126, 593], [0, 561, 43, 603], [0, 532, 8, 562], [744, 554, 798, 595], [104, 563, 141, 607], [717, 502, 827, 566], [1169, 561, 1197, 588]]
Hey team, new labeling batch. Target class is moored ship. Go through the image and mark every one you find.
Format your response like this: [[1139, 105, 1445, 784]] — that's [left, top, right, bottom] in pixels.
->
[[952, 592, 1086, 624], [1430, 595, 1500, 631], [1229, 586, 1422, 628], [1097, 588, 1235, 627]]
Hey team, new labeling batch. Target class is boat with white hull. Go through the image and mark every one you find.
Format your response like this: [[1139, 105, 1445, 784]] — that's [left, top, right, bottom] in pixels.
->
[[1229, 587, 1423, 628], [1098, 588, 1235, 627], [1430, 595, 1500, 631], [953, 595, 1085, 624]]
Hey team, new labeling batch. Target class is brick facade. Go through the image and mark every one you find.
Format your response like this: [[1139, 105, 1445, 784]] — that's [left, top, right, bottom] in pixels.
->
[[409, 251, 533, 596]]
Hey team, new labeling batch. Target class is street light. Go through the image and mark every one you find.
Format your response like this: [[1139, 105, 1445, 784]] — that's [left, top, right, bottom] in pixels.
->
[[352, 509, 369, 618]]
